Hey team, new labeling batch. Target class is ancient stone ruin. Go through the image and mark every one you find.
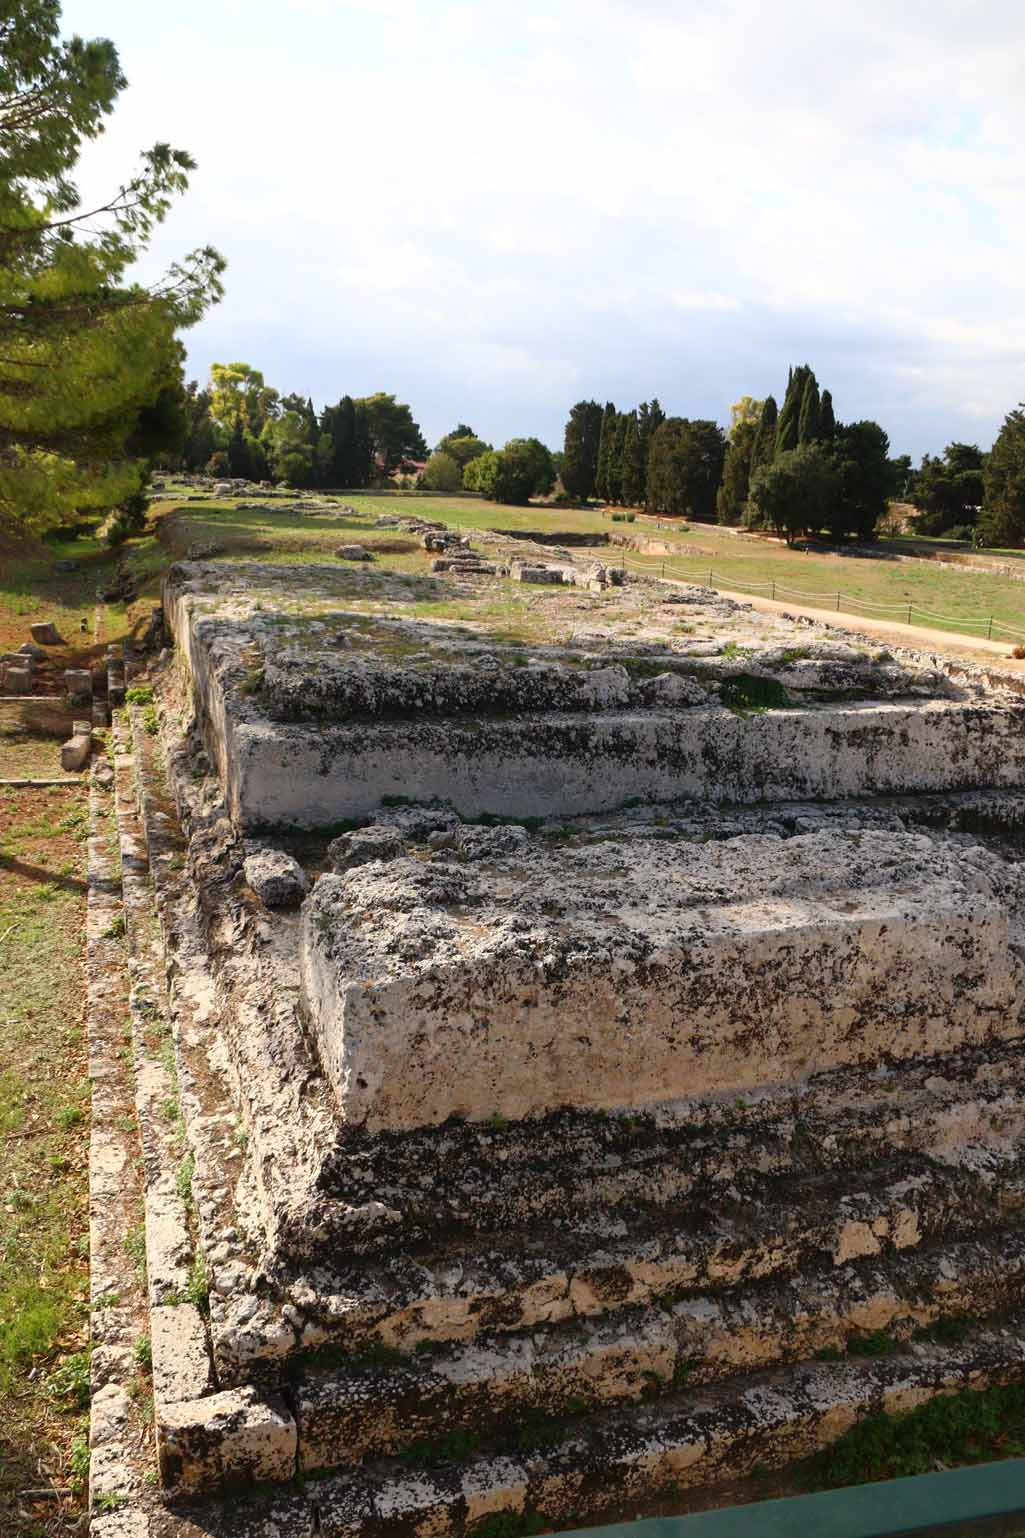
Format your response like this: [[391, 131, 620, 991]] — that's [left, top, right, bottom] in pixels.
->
[[89, 538, 1025, 1537]]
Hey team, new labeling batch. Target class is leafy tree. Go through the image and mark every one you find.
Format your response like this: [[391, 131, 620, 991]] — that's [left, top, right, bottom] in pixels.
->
[[436, 429, 490, 469], [716, 411, 760, 525], [595, 401, 618, 502], [911, 443, 985, 534], [830, 419, 893, 541], [889, 453, 915, 500], [209, 363, 277, 434], [261, 410, 315, 486], [620, 411, 645, 507], [491, 437, 555, 504], [462, 452, 491, 494], [353, 392, 426, 474], [979, 406, 1025, 547], [749, 442, 840, 545], [729, 396, 763, 431], [180, 381, 218, 471], [561, 399, 603, 499], [421, 450, 462, 492], [646, 418, 726, 520], [0, 0, 224, 533]]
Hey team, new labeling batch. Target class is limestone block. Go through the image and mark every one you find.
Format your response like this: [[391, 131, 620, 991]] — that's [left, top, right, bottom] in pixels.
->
[[243, 847, 309, 907], [64, 667, 92, 704], [16, 641, 44, 662], [157, 1385, 296, 1494], [336, 544, 371, 561], [301, 830, 1025, 1131], [0, 663, 31, 695], [514, 564, 562, 584], [151, 1304, 215, 1405], [31, 620, 61, 644], [61, 731, 92, 771]]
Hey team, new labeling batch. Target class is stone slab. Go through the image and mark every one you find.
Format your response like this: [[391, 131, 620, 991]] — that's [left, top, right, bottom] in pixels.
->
[[151, 1304, 215, 1406], [301, 829, 1025, 1131], [157, 1386, 296, 1495]]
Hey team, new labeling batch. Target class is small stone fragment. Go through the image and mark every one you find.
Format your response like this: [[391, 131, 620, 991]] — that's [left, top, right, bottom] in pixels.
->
[[243, 847, 310, 908]]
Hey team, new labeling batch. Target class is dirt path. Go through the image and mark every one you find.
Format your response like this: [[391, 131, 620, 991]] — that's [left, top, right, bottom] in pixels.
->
[[693, 583, 1025, 671]]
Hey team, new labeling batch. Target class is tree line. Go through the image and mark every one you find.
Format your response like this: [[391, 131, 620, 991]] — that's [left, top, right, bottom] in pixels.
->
[[900, 421, 1025, 549], [177, 363, 428, 489]]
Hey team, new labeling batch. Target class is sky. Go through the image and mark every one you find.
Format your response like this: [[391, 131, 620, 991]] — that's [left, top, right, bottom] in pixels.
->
[[61, 0, 1025, 460]]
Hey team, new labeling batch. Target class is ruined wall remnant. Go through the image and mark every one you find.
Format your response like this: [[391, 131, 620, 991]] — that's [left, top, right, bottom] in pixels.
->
[[111, 546, 1025, 1534]]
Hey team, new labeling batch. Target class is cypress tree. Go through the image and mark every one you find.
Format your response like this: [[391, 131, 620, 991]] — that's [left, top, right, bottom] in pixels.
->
[[750, 395, 778, 477], [620, 411, 645, 507], [596, 401, 617, 502], [608, 412, 629, 503], [775, 365, 811, 458], [798, 376, 820, 443], [561, 399, 603, 499], [819, 389, 836, 442]]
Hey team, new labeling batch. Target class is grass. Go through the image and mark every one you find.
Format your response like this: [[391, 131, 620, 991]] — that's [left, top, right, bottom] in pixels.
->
[[0, 784, 90, 1533], [810, 1381, 1025, 1488]]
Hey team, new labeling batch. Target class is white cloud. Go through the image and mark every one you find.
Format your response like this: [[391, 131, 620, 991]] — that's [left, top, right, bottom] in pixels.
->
[[672, 290, 741, 313], [60, 0, 1025, 453]]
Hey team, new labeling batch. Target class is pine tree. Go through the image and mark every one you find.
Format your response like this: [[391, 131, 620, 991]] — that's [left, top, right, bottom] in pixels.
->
[[979, 405, 1025, 547], [819, 390, 836, 442], [0, 0, 224, 533], [798, 375, 820, 444], [596, 401, 617, 502], [620, 411, 645, 507], [560, 399, 603, 499]]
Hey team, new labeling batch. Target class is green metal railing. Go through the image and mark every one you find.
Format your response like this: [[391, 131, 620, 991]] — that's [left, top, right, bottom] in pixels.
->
[[556, 1459, 1025, 1538]]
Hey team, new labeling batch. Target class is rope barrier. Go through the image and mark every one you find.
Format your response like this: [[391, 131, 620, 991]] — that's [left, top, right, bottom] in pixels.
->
[[616, 552, 1025, 646]]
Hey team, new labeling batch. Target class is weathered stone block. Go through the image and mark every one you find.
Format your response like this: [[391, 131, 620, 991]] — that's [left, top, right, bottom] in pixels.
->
[[301, 830, 1025, 1131], [151, 1303, 214, 1406], [64, 668, 92, 704], [244, 847, 309, 907], [31, 621, 61, 644], [0, 663, 31, 695], [61, 731, 92, 771], [157, 1386, 296, 1494]]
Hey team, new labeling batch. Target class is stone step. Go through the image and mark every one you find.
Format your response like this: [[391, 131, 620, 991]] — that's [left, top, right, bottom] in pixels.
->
[[275, 1151, 1015, 1370], [301, 828, 1025, 1132], [312, 1042, 1025, 1249], [291, 1230, 1025, 1471], [169, 1320, 1025, 1533]]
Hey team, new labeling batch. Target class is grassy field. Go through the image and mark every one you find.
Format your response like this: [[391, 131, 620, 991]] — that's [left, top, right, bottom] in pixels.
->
[[0, 784, 91, 1536], [150, 493, 1025, 643]]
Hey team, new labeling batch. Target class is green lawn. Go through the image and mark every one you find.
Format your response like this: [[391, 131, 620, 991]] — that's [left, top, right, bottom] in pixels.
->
[[0, 784, 91, 1534], [154, 493, 1025, 644]]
